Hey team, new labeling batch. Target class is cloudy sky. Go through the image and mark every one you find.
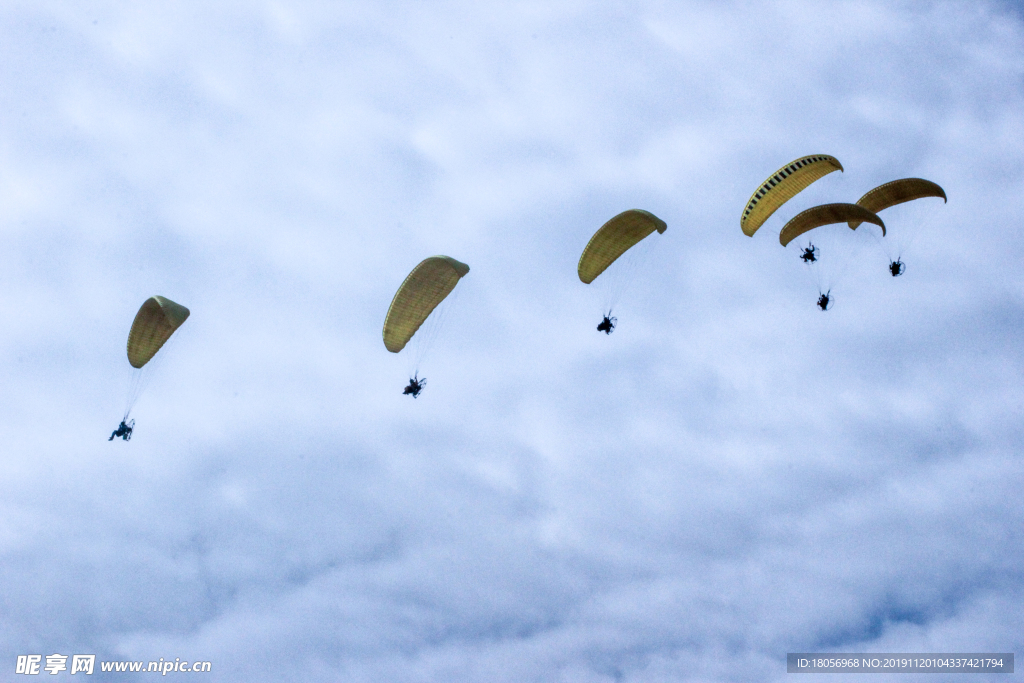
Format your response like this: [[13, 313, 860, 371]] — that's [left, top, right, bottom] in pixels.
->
[[2, 0, 1022, 680]]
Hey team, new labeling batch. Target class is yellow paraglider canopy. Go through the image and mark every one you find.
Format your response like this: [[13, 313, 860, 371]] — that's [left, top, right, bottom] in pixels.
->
[[779, 203, 885, 247], [383, 256, 470, 353], [578, 209, 667, 285], [741, 155, 844, 236], [849, 178, 946, 228], [127, 296, 190, 369]]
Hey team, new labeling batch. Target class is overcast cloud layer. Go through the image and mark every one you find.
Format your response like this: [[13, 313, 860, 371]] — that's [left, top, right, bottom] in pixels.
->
[[1, 1, 1023, 681]]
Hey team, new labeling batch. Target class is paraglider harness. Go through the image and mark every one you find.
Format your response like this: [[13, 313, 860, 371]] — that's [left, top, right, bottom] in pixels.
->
[[109, 419, 134, 441], [597, 314, 617, 335], [889, 259, 905, 277], [403, 374, 426, 398], [817, 291, 832, 311], [800, 243, 818, 263]]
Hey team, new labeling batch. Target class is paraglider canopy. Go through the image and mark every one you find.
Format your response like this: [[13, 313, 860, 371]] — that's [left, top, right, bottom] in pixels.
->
[[127, 296, 191, 369], [383, 256, 470, 354], [741, 155, 844, 237], [779, 203, 885, 247], [578, 209, 667, 285], [849, 178, 947, 229]]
